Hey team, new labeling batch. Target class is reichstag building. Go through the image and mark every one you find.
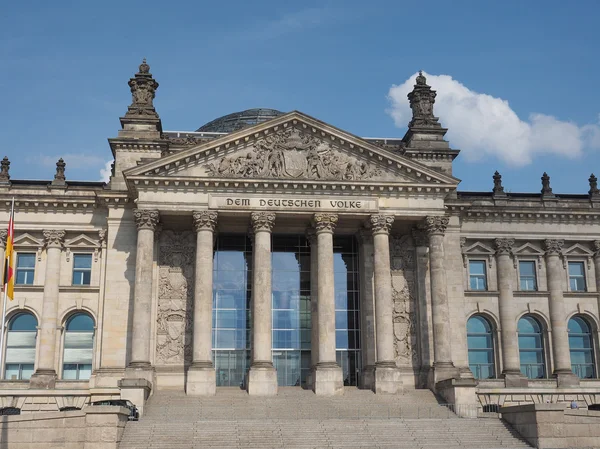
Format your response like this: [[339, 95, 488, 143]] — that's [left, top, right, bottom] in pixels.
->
[[0, 61, 599, 415]]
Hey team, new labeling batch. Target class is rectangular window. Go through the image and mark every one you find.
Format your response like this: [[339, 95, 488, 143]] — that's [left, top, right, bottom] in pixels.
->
[[15, 253, 35, 285], [568, 262, 586, 292], [519, 261, 537, 291], [469, 260, 487, 291], [72, 254, 92, 286]]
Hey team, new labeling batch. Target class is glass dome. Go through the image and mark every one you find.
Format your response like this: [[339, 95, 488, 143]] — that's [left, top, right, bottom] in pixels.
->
[[197, 108, 284, 133]]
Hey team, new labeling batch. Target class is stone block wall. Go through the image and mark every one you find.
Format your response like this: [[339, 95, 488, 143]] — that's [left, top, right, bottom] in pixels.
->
[[0, 406, 129, 449]]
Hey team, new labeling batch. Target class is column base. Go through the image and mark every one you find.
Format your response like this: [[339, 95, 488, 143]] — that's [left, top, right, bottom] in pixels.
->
[[430, 361, 457, 386], [29, 370, 57, 389], [118, 378, 152, 417], [554, 370, 580, 387], [503, 370, 529, 387], [313, 362, 344, 396], [373, 362, 403, 394], [186, 362, 216, 396], [360, 365, 375, 390], [247, 362, 277, 396]]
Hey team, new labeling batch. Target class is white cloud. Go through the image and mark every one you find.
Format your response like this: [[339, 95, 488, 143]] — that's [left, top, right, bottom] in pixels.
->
[[99, 160, 113, 183], [387, 73, 600, 166]]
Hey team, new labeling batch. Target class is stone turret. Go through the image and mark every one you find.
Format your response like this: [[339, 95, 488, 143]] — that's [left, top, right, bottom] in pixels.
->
[[401, 71, 459, 176], [108, 59, 167, 190]]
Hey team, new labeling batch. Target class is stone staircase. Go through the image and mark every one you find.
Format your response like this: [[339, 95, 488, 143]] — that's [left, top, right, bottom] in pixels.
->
[[119, 387, 531, 449]]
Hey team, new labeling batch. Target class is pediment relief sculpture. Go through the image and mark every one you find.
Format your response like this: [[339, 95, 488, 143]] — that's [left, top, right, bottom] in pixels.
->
[[205, 128, 383, 181]]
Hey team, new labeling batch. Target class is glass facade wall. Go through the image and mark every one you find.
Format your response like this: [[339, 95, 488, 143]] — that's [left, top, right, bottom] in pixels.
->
[[212, 235, 251, 387], [334, 236, 361, 386]]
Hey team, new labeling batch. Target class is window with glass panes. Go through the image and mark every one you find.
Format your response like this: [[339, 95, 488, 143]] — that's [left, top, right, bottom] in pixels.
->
[[519, 261, 537, 291], [15, 253, 35, 285], [568, 316, 596, 379], [63, 313, 94, 380], [518, 316, 546, 379], [72, 254, 92, 285], [469, 260, 487, 291], [212, 235, 251, 387], [271, 235, 311, 387], [4, 313, 37, 380], [466, 315, 496, 379], [568, 262, 586, 292], [334, 236, 361, 387]]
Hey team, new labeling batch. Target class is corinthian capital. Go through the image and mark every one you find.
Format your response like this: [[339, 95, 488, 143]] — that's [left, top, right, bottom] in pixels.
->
[[495, 238, 515, 255], [544, 239, 564, 255], [250, 211, 276, 233], [594, 240, 600, 257], [43, 230, 66, 248], [424, 216, 449, 236], [133, 209, 159, 231], [193, 211, 218, 232], [369, 214, 394, 235], [313, 213, 338, 234], [0, 230, 7, 248]]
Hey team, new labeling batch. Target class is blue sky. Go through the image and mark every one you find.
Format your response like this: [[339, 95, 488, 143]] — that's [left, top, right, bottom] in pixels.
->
[[1, 0, 599, 193]]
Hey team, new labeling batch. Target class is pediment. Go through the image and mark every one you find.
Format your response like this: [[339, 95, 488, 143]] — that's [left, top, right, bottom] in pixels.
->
[[13, 233, 43, 247], [563, 243, 594, 257], [464, 242, 495, 255], [125, 111, 459, 189], [64, 234, 101, 248], [513, 242, 544, 256]]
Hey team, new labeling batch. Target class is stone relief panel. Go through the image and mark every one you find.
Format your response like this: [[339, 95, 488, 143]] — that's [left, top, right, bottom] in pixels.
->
[[156, 230, 195, 365], [205, 127, 385, 181], [390, 235, 419, 367]]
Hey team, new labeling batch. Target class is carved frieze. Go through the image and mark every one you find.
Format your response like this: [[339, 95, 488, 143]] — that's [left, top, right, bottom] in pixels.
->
[[205, 128, 382, 181], [156, 231, 195, 365], [390, 235, 415, 271]]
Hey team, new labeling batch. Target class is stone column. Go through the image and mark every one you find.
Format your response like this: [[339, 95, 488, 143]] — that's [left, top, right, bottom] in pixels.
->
[[187, 211, 217, 396], [312, 213, 343, 396], [495, 238, 527, 387], [370, 215, 402, 394], [128, 209, 159, 374], [357, 229, 376, 389], [544, 239, 578, 386], [306, 229, 318, 389], [424, 216, 456, 384], [30, 229, 65, 389], [247, 212, 277, 396], [593, 241, 600, 327]]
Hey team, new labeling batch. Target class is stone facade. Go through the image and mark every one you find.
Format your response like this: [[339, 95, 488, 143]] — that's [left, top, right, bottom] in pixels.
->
[[0, 62, 599, 416]]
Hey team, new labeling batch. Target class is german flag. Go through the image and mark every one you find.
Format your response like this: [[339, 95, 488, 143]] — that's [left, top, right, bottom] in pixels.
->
[[3, 200, 14, 300]]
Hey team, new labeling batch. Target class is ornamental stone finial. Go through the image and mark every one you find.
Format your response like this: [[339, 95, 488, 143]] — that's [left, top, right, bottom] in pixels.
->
[[407, 70, 440, 129], [589, 173, 599, 198], [424, 216, 449, 236], [193, 211, 218, 232], [125, 58, 160, 118], [133, 209, 160, 230], [544, 239, 564, 255], [0, 230, 7, 248], [313, 213, 338, 233], [492, 171, 505, 195], [250, 211, 276, 232], [495, 238, 515, 255], [43, 229, 66, 248], [541, 172, 554, 197], [369, 214, 395, 235], [51, 158, 66, 186], [0, 157, 10, 183]]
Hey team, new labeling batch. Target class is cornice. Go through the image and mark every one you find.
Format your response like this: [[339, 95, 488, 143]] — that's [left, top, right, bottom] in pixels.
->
[[448, 205, 600, 224]]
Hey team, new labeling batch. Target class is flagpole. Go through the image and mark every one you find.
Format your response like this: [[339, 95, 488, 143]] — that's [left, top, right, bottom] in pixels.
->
[[0, 198, 14, 375]]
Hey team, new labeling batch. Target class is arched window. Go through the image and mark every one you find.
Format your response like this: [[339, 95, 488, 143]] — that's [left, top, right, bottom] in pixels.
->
[[518, 316, 546, 379], [466, 315, 496, 379], [568, 316, 596, 379], [4, 313, 37, 380], [63, 313, 94, 380]]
